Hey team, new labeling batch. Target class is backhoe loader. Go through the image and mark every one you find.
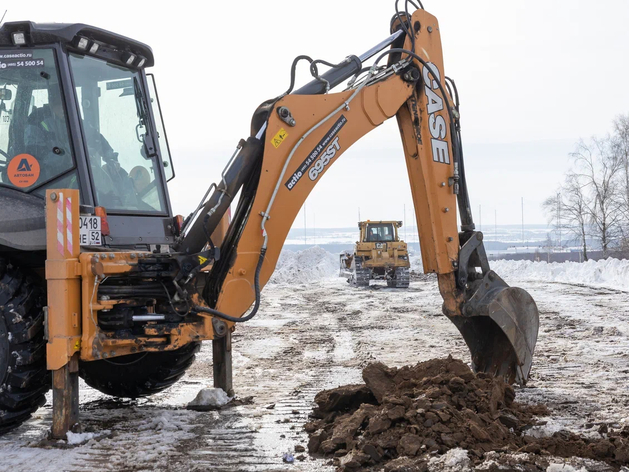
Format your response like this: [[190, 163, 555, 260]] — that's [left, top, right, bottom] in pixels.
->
[[0, 2, 539, 437]]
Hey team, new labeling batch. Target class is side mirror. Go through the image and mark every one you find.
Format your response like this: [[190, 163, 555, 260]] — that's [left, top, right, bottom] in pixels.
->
[[0, 89, 12, 101]]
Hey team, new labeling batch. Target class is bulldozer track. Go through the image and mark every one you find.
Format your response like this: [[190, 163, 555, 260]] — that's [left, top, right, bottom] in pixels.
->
[[387, 266, 410, 288], [351, 258, 370, 287]]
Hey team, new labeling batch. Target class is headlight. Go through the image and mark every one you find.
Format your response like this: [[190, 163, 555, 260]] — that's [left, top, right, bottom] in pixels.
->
[[12, 32, 26, 46]]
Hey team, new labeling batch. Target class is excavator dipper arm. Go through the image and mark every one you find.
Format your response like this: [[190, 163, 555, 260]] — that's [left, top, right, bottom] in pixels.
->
[[182, 7, 539, 384]]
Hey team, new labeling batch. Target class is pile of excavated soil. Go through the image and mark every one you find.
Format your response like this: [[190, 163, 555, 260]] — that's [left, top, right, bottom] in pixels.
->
[[305, 357, 629, 471]]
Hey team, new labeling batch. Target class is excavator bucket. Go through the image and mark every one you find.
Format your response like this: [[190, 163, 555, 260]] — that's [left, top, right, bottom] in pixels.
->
[[446, 272, 539, 385]]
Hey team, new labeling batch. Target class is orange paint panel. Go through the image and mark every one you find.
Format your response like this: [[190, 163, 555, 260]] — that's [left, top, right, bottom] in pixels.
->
[[215, 76, 414, 317], [45, 189, 81, 371]]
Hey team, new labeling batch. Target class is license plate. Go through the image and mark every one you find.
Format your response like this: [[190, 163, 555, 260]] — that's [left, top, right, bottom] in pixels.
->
[[79, 216, 102, 246]]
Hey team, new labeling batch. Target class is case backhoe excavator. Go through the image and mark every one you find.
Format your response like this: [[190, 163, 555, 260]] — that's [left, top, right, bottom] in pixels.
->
[[0, 2, 539, 437]]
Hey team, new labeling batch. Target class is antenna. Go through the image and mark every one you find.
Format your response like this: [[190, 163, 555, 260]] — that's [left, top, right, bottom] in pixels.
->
[[0, 11, 7, 27]]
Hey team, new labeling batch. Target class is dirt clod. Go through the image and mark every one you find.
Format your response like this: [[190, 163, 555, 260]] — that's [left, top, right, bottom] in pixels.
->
[[306, 356, 629, 471]]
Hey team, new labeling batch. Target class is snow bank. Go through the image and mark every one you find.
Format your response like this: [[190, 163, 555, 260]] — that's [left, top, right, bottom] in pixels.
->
[[187, 388, 232, 410], [546, 464, 588, 472], [269, 246, 338, 284], [66, 431, 97, 445], [492, 258, 629, 291], [428, 448, 471, 471], [409, 251, 424, 273]]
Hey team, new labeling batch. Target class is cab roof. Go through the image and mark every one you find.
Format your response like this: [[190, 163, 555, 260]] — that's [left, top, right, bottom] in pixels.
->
[[358, 220, 403, 227], [0, 21, 154, 68]]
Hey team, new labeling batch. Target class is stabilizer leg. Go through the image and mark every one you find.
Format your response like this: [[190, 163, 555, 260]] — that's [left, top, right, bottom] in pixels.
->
[[52, 353, 79, 439], [213, 332, 233, 396]]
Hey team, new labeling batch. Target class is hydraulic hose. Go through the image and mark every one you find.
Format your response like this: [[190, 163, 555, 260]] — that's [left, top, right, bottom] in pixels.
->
[[193, 248, 266, 323], [193, 32, 461, 326]]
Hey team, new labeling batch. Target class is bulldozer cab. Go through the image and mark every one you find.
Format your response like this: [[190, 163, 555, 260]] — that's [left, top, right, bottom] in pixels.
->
[[359, 220, 402, 244], [0, 23, 175, 256]]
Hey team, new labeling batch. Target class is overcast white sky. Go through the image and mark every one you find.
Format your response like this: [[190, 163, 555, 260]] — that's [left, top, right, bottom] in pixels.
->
[[9, 0, 629, 228]]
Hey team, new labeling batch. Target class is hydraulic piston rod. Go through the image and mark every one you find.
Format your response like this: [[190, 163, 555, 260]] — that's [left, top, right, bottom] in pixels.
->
[[294, 30, 404, 96]]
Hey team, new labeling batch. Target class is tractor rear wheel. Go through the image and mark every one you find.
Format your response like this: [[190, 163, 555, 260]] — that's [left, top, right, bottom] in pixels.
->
[[79, 342, 200, 398], [0, 261, 49, 434]]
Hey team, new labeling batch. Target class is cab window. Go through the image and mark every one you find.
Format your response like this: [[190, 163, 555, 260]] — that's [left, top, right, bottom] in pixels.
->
[[69, 53, 167, 213], [366, 223, 395, 242], [0, 48, 75, 191]]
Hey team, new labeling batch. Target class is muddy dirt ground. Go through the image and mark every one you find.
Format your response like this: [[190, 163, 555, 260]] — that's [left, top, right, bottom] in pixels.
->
[[1, 275, 628, 471]]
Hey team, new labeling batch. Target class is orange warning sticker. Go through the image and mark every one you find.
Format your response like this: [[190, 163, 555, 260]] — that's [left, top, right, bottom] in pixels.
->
[[7, 154, 41, 188]]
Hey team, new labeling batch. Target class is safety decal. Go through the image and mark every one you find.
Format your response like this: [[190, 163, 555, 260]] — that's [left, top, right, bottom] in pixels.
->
[[272, 128, 288, 149], [198, 255, 208, 265], [284, 115, 347, 190], [56, 192, 64, 256], [7, 154, 40, 188], [66, 197, 73, 255]]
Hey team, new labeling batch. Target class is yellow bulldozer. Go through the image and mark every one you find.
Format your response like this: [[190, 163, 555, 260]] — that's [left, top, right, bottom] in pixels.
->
[[0, 1, 539, 438], [340, 220, 411, 287]]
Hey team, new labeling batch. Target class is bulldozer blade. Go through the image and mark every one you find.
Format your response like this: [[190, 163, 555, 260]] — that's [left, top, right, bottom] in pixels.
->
[[446, 271, 539, 385]]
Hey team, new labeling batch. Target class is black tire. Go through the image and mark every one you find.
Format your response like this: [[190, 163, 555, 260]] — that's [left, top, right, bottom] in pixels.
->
[[79, 342, 200, 398], [0, 261, 49, 434]]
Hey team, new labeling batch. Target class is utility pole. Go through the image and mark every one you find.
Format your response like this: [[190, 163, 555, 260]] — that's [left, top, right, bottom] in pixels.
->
[[304, 204, 307, 245], [556, 192, 561, 251], [521, 197, 524, 248], [358, 207, 361, 222], [494, 210, 497, 242], [404, 204, 407, 241], [479, 204, 482, 231]]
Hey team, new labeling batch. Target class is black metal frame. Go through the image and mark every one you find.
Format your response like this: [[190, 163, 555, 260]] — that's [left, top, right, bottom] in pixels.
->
[[0, 24, 175, 250]]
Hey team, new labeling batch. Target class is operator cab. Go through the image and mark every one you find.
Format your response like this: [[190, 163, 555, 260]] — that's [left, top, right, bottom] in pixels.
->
[[365, 223, 395, 242], [360, 221, 402, 243], [0, 22, 175, 253]]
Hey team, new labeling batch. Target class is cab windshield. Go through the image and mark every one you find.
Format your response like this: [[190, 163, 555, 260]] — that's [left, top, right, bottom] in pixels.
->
[[365, 223, 395, 242], [0, 48, 75, 191], [69, 53, 166, 213]]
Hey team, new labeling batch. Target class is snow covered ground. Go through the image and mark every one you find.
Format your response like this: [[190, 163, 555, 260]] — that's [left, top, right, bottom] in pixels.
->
[[1, 248, 628, 471]]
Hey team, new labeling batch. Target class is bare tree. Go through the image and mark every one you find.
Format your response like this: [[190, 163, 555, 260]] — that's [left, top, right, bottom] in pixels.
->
[[612, 114, 629, 219], [572, 137, 624, 256], [542, 193, 563, 249], [562, 173, 590, 260], [542, 173, 590, 261]]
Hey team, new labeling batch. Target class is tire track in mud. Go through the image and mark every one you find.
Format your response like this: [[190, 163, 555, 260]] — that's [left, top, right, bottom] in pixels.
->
[[3, 276, 629, 471], [165, 282, 354, 471], [513, 281, 629, 433]]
